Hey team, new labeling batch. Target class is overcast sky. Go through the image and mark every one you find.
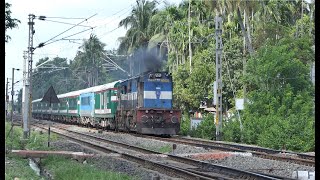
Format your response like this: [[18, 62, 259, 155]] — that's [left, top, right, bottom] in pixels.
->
[[5, 0, 183, 99]]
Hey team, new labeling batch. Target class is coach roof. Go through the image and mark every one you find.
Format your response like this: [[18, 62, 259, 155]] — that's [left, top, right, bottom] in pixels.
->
[[32, 80, 121, 103]]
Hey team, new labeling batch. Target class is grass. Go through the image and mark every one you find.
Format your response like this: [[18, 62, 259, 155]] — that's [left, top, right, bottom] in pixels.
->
[[143, 144, 172, 153], [5, 121, 133, 180], [5, 122, 59, 151], [158, 144, 172, 153], [5, 155, 41, 180], [42, 156, 131, 180]]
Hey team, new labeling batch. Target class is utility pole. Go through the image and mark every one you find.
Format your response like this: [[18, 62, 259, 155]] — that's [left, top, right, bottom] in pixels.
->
[[22, 50, 29, 137], [6, 78, 9, 120], [215, 16, 223, 141], [188, 0, 192, 73], [11, 68, 20, 149], [25, 14, 35, 138]]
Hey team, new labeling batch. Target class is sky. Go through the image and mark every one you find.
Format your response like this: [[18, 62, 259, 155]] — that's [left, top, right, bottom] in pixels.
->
[[5, 0, 183, 100]]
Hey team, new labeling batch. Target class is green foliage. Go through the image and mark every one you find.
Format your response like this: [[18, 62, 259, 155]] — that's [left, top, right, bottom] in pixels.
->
[[254, 89, 314, 152], [245, 37, 312, 95], [158, 145, 172, 153], [42, 156, 132, 180], [5, 156, 41, 180], [118, 0, 158, 54], [5, 122, 132, 180], [32, 57, 71, 99], [222, 117, 242, 143], [190, 113, 216, 140], [222, 36, 245, 106], [241, 39, 315, 151], [5, 122, 58, 151], [5, 3, 20, 42], [160, 1, 315, 152], [25, 130, 59, 151], [72, 34, 110, 87], [31, 36, 130, 100], [173, 49, 215, 110], [16, 89, 22, 113], [179, 113, 191, 136], [5, 122, 25, 150]]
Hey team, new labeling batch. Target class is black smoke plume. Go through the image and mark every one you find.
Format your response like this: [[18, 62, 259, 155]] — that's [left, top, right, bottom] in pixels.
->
[[128, 47, 164, 76]]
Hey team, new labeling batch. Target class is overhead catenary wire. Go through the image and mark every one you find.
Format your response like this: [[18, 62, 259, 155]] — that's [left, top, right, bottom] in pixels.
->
[[37, 16, 88, 20], [39, 19, 94, 28], [28, 2, 146, 70], [41, 27, 96, 47], [36, 14, 97, 49], [91, 3, 134, 31], [33, 4, 135, 58]]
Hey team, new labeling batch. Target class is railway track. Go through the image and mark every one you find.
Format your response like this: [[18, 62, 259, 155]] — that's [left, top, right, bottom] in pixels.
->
[[10, 115, 314, 169], [32, 122, 290, 180], [130, 134, 315, 167], [178, 137, 315, 161]]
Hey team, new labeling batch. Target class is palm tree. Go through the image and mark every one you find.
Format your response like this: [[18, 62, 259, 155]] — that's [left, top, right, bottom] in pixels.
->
[[147, 5, 184, 64], [118, 0, 158, 54], [72, 34, 106, 87]]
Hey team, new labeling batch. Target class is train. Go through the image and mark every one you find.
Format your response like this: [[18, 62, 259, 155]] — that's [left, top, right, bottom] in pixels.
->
[[32, 71, 181, 135]]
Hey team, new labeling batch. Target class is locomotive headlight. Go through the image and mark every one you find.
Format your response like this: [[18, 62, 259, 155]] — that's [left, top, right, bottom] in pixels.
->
[[145, 110, 148, 113], [141, 115, 149, 123], [155, 73, 162, 78], [171, 116, 178, 123]]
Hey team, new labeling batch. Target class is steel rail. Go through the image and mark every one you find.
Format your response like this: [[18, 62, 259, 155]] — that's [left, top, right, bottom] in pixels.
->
[[33, 123, 287, 180], [130, 134, 315, 167]]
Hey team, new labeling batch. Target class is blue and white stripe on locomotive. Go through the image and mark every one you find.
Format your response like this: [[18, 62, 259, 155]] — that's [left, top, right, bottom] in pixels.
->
[[143, 81, 172, 109]]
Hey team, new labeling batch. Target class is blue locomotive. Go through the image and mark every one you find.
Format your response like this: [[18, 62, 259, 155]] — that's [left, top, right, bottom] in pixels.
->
[[116, 71, 181, 135], [32, 71, 181, 135]]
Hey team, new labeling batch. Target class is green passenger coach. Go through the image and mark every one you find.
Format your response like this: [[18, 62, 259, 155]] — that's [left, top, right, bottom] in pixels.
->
[[32, 80, 121, 128], [90, 81, 120, 128]]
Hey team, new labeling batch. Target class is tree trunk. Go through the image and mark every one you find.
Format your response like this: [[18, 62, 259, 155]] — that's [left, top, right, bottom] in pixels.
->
[[175, 49, 179, 71], [245, 10, 252, 48], [237, 7, 252, 105], [166, 36, 170, 56], [188, 0, 192, 73], [251, 10, 254, 35], [309, 2, 313, 38], [243, 9, 246, 55], [237, 7, 253, 56]]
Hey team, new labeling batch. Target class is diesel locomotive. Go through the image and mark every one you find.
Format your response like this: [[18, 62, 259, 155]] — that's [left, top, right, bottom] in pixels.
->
[[32, 71, 181, 135]]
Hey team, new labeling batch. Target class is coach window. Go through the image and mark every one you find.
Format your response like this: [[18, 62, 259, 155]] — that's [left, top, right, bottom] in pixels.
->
[[101, 93, 104, 109], [105, 91, 108, 108], [128, 82, 131, 93], [122, 85, 127, 94], [81, 97, 90, 106]]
